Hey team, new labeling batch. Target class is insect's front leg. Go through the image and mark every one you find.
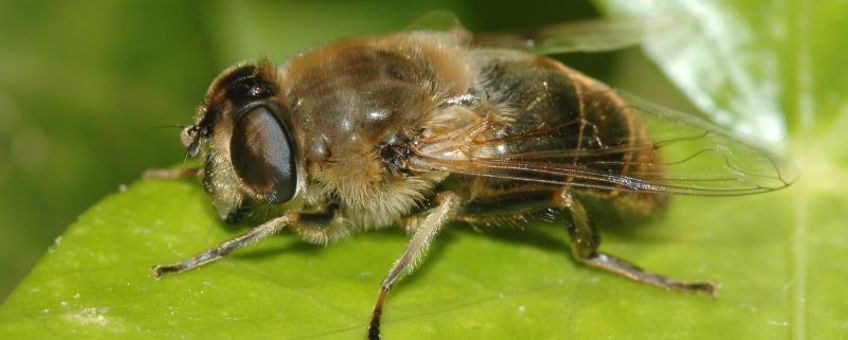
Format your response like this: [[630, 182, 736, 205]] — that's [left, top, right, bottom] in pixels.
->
[[143, 167, 200, 180], [368, 191, 461, 340], [152, 213, 299, 277], [555, 189, 717, 296]]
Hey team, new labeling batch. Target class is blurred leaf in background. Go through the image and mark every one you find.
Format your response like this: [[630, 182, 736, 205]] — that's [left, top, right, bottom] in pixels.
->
[[1, 0, 846, 339], [0, 0, 216, 296]]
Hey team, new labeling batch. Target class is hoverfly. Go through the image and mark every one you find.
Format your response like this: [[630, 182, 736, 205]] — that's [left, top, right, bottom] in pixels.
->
[[146, 12, 795, 339]]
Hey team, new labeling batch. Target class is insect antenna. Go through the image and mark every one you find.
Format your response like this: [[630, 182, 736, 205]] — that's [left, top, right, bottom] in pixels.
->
[[149, 124, 187, 130], [149, 124, 196, 169]]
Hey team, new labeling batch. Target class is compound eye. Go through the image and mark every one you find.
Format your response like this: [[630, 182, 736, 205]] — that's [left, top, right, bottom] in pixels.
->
[[230, 105, 296, 203]]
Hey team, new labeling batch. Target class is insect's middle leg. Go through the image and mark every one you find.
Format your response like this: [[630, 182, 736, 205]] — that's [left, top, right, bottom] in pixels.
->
[[555, 189, 717, 296], [368, 191, 461, 340]]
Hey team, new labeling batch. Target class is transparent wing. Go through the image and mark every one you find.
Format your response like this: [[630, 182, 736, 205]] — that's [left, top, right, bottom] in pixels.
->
[[405, 10, 465, 32], [471, 16, 687, 54], [410, 89, 797, 196]]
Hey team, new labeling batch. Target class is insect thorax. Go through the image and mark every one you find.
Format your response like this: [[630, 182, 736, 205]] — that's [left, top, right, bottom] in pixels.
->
[[281, 33, 474, 228]]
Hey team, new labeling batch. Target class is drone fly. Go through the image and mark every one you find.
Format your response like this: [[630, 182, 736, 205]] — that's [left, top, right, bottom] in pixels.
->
[[146, 12, 794, 339]]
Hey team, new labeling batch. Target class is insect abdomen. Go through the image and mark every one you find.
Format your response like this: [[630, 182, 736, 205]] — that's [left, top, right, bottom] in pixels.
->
[[476, 52, 666, 214]]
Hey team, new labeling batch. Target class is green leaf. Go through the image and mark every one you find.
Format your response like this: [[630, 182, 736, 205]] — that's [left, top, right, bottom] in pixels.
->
[[2, 1, 847, 339], [594, 1, 848, 338], [0, 179, 807, 339]]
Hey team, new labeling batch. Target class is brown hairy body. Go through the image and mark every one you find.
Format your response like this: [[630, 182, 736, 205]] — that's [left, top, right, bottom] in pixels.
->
[[230, 32, 663, 236], [147, 13, 793, 339]]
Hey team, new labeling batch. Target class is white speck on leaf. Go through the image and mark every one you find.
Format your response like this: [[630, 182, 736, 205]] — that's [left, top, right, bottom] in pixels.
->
[[740, 303, 758, 312], [767, 320, 789, 327], [64, 307, 111, 327]]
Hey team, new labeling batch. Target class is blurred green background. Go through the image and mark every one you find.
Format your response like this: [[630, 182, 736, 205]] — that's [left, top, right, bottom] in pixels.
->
[[0, 0, 630, 299], [0, 1, 210, 297]]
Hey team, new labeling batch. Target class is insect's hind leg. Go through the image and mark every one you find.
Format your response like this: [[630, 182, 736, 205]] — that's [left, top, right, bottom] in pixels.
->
[[555, 189, 717, 296]]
